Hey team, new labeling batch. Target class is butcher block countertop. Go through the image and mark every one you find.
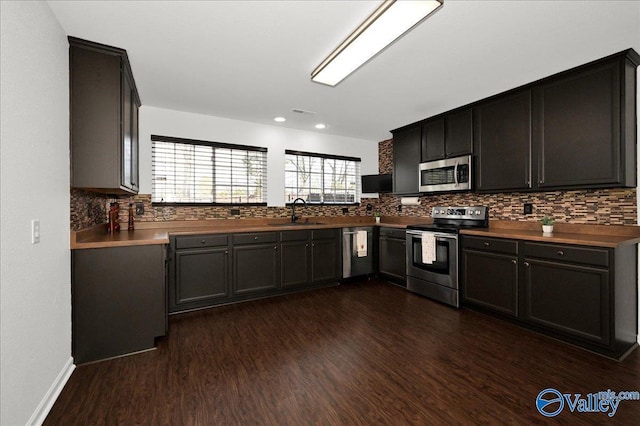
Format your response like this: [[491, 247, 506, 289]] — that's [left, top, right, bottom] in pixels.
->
[[70, 216, 418, 249], [461, 221, 640, 248], [70, 216, 640, 250]]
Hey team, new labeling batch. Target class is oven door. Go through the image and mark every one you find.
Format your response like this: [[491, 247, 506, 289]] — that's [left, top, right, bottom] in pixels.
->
[[419, 155, 471, 193], [406, 230, 458, 289]]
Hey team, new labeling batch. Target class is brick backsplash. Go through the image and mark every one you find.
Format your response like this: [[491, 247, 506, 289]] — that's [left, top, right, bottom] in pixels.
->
[[69, 138, 638, 230]]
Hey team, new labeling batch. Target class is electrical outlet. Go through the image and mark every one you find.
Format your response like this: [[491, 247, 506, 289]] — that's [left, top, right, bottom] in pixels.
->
[[342, 207, 349, 214], [31, 220, 40, 244], [230, 208, 240, 215], [524, 203, 533, 215], [397, 204, 402, 212], [135, 203, 145, 215], [366, 204, 373, 211]]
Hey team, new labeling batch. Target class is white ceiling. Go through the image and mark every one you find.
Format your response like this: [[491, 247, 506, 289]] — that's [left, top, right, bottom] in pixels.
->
[[47, 0, 640, 142]]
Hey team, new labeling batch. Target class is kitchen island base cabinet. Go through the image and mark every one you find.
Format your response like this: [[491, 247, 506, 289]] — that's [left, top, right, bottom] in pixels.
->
[[72, 245, 166, 364]]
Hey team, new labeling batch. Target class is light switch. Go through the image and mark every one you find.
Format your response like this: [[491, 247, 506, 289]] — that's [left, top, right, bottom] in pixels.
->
[[31, 220, 40, 244]]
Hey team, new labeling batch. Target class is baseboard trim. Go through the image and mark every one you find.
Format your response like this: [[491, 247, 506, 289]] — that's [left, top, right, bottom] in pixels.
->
[[27, 356, 75, 426]]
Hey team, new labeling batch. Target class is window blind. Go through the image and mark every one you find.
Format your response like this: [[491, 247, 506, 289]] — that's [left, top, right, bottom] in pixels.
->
[[152, 135, 267, 204], [284, 150, 361, 204]]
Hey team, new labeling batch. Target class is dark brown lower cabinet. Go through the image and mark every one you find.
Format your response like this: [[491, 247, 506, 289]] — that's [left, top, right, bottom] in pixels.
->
[[462, 236, 519, 317], [169, 229, 341, 314], [72, 244, 166, 364], [378, 227, 406, 286], [523, 258, 610, 346], [169, 235, 229, 313], [280, 230, 310, 289], [461, 235, 637, 359], [233, 242, 279, 295], [311, 229, 341, 284]]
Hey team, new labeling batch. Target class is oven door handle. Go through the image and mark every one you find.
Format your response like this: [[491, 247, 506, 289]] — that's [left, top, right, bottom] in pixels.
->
[[406, 230, 458, 240]]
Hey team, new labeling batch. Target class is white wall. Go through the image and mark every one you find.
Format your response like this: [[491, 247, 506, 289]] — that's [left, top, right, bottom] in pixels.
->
[[0, 2, 73, 425], [139, 106, 380, 206]]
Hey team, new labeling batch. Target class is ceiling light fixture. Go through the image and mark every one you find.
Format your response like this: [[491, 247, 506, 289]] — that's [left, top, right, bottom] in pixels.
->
[[315, 123, 326, 129], [274, 117, 286, 122], [311, 0, 443, 87]]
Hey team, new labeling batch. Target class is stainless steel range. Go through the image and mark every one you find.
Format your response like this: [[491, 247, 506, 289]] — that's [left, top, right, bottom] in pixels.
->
[[406, 206, 489, 307]]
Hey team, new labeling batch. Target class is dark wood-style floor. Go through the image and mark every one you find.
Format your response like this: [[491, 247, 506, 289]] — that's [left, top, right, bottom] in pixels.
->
[[46, 280, 640, 425]]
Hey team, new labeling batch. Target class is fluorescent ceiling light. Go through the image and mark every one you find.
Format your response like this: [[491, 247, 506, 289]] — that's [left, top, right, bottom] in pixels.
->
[[274, 117, 286, 122], [315, 123, 326, 129], [311, 0, 443, 87]]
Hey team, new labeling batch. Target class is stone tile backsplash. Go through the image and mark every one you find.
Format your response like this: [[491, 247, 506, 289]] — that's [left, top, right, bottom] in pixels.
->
[[69, 138, 638, 230]]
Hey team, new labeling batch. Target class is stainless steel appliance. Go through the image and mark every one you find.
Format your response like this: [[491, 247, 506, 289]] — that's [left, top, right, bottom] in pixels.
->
[[419, 155, 471, 193], [406, 206, 488, 307], [342, 227, 373, 279]]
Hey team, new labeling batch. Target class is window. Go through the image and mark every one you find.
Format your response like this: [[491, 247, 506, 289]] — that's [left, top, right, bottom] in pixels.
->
[[285, 150, 361, 204], [152, 135, 267, 204]]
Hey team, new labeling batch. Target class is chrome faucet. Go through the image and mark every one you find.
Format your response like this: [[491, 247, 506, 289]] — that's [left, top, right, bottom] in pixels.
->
[[291, 198, 306, 223]]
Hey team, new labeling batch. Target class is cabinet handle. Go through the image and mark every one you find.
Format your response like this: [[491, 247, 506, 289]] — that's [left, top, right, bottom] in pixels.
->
[[306, 244, 309, 247], [511, 259, 517, 264], [201, 240, 206, 244], [224, 250, 228, 255], [274, 246, 278, 250], [254, 236, 258, 240], [524, 262, 530, 267], [483, 242, 490, 247], [557, 250, 564, 256]]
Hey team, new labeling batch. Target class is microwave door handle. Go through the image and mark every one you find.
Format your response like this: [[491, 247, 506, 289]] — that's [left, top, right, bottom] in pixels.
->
[[454, 161, 459, 185]]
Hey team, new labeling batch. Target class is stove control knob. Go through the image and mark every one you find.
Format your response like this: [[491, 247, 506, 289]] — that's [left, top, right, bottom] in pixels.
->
[[475, 209, 481, 215], [468, 210, 474, 215]]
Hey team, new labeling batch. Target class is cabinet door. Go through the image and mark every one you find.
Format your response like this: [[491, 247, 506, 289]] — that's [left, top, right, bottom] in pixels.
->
[[233, 243, 279, 295], [421, 118, 445, 162], [523, 258, 610, 346], [378, 236, 406, 284], [462, 249, 518, 317], [173, 247, 229, 310], [122, 70, 133, 191], [392, 126, 421, 194], [445, 108, 473, 157], [281, 240, 310, 288], [312, 238, 340, 283], [536, 62, 621, 188], [474, 90, 532, 191]]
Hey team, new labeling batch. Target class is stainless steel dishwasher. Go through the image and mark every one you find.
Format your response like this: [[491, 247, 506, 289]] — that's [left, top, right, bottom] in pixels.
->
[[342, 227, 373, 279]]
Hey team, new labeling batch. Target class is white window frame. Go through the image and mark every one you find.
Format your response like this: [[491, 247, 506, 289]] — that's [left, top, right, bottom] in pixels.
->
[[151, 135, 267, 205], [285, 150, 361, 205]]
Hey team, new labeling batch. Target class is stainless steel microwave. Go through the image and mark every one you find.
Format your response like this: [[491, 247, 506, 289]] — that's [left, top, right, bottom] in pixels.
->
[[419, 155, 472, 193]]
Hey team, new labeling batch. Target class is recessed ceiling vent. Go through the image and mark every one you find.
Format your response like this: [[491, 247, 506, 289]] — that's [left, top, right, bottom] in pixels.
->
[[292, 108, 316, 115]]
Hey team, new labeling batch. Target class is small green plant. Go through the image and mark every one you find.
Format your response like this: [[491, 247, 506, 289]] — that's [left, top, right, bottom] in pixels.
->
[[540, 216, 554, 226], [373, 211, 381, 218]]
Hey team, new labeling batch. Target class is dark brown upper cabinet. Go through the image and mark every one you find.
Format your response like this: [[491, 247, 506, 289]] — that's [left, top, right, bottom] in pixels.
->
[[534, 58, 636, 189], [474, 90, 532, 192], [474, 49, 639, 193], [421, 108, 473, 162], [69, 37, 141, 195], [392, 125, 421, 195]]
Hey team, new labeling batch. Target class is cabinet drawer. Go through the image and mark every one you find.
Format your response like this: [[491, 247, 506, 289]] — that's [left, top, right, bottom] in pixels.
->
[[233, 232, 277, 245], [280, 230, 309, 242], [462, 236, 518, 255], [175, 234, 228, 249], [523, 243, 609, 267], [312, 229, 338, 240], [379, 227, 406, 239]]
